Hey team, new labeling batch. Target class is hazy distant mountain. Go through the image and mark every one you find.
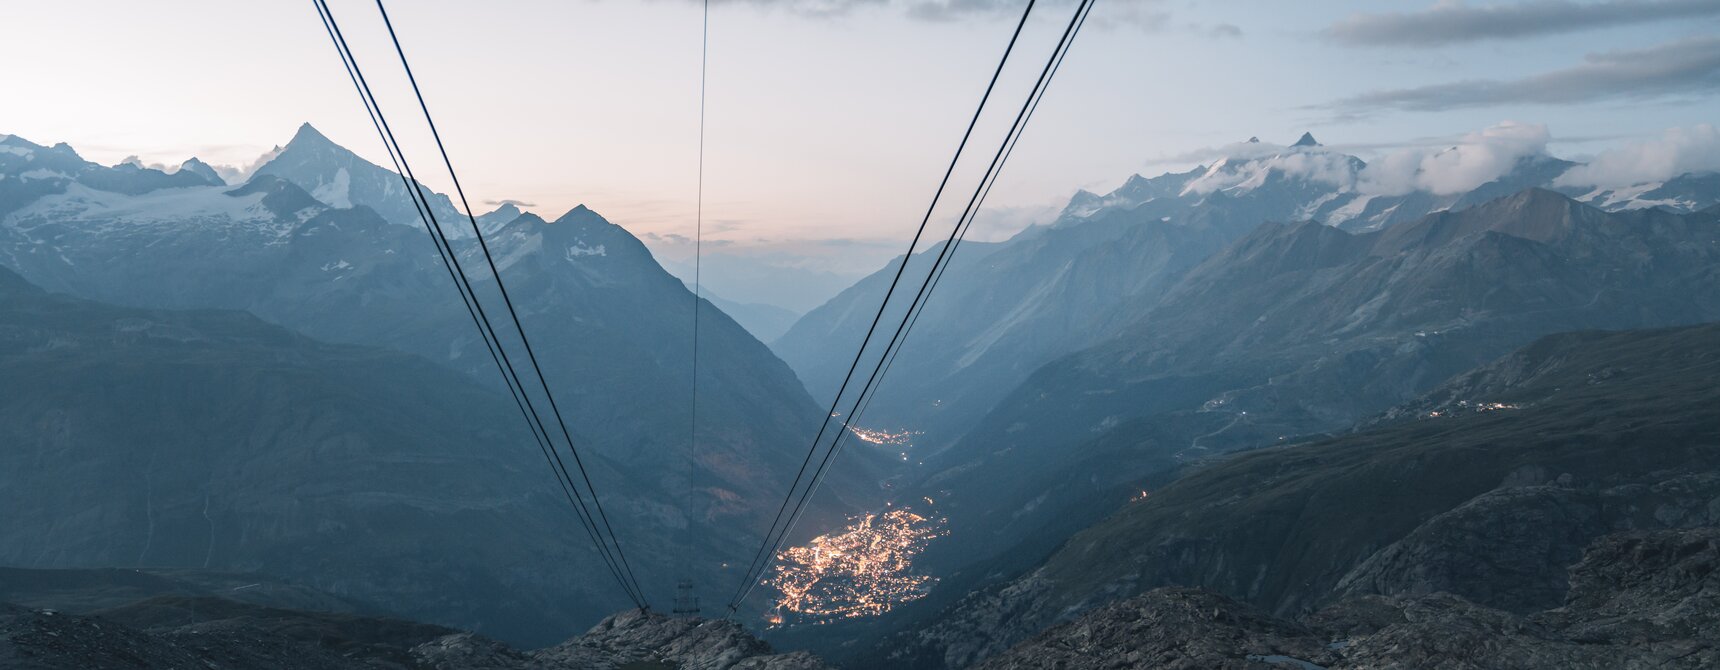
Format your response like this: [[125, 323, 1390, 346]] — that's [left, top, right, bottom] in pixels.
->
[[774, 136, 1575, 443], [0, 134, 218, 220], [660, 252, 862, 316], [889, 322, 1720, 668], [692, 285, 801, 343], [776, 137, 1720, 453], [174, 157, 224, 186], [0, 126, 890, 623], [773, 212, 1232, 442]]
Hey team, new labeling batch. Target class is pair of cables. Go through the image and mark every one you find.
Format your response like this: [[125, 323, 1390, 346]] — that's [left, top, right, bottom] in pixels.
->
[[726, 0, 1098, 616], [311, 0, 649, 609]]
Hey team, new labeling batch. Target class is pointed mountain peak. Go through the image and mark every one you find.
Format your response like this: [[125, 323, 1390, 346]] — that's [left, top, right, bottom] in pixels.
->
[[554, 204, 603, 224], [1292, 132, 1319, 148], [178, 157, 224, 185], [288, 122, 336, 149], [1247, 136, 1261, 143], [511, 212, 548, 227]]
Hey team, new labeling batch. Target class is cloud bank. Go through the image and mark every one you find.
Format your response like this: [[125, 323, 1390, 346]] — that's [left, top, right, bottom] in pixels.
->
[[1157, 123, 1558, 197], [1555, 123, 1720, 187], [1325, 0, 1720, 48], [1329, 36, 1720, 113], [685, 0, 1188, 31], [1359, 121, 1552, 196]]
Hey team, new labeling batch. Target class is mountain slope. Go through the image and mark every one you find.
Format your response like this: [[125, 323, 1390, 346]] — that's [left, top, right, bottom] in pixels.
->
[[899, 190, 1720, 588], [0, 266, 628, 644], [771, 137, 1653, 453], [774, 134, 1715, 453], [893, 322, 1720, 667]]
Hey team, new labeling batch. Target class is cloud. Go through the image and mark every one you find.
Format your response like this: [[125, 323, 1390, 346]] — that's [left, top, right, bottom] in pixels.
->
[[686, 0, 1182, 30], [209, 145, 286, 184], [117, 155, 171, 171], [1207, 23, 1243, 39], [1554, 123, 1720, 188], [960, 199, 1067, 241], [1324, 0, 1720, 48], [485, 198, 538, 208], [1358, 121, 1551, 196], [642, 231, 693, 245], [1327, 36, 1720, 114]]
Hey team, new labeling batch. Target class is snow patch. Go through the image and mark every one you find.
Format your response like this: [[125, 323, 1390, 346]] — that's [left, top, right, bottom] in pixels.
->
[[3, 182, 278, 238], [311, 167, 352, 208], [17, 168, 68, 181], [1324, 194, 1374, 224], [566, 242, 606, 258]]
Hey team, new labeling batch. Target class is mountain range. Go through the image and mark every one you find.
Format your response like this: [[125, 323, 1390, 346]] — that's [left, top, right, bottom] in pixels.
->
[[6, 122, 1720, 664], [766, 135, 1720, 660], [0, 125, 893, 638], [774, 133, 1720, 445]]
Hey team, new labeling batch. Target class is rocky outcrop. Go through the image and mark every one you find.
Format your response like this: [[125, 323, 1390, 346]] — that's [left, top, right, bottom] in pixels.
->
[[974, 588, 1332, 670], [534, 609, 830, 670], [1335, 472, 1720, 613], [1, 600, 832, 670], [0, 603, 378, 669], [1539, 527, 1720, 647], [979, 528, 1720, 669]]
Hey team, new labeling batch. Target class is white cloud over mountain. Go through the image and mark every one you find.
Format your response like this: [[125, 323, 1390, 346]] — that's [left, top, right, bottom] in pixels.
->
[[1555, 123, 1720, 188], [1360, 121, 1552, 196]]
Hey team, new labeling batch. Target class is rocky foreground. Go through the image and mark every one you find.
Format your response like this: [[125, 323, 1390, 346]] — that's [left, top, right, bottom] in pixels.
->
[[978, 528, 1720, 669], [0, 593, 829, 670]]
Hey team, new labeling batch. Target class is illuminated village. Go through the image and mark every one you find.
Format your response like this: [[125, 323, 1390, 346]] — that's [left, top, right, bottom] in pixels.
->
[[765, 506, 949, 626]]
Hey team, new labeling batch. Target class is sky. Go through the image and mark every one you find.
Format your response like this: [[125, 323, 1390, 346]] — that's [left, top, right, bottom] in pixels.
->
[[4, 0, 1719, 303]]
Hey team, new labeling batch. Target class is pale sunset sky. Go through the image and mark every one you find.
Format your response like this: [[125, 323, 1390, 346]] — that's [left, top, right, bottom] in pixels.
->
[[5, 0, 1717, 299]]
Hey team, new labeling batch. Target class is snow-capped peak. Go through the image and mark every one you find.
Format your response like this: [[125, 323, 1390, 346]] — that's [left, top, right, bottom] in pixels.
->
[[1180, 141, 1361, 196]]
